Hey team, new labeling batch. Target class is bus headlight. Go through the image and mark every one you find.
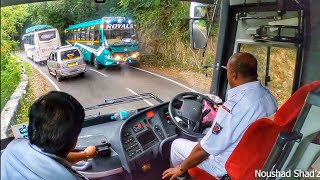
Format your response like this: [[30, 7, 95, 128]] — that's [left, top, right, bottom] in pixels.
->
[[131, 52, 139, 58], [115, 55, 121, 60]]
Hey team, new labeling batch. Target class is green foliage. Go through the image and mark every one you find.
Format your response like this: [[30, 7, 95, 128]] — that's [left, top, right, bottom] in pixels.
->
[[1, 5, 29, 37], [1, 55, 21, 111], [27, 0, 119, 39], [15, 62, 33, 124], [1, 5, 29, 59], [1, 5, 28, 111]]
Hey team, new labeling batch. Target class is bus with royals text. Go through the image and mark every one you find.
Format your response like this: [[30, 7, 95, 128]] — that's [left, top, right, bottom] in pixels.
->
[[65, 17, 139, 69]]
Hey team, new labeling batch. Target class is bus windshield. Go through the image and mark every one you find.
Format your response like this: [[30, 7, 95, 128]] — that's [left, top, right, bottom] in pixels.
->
[[104, 29, 137, 45]]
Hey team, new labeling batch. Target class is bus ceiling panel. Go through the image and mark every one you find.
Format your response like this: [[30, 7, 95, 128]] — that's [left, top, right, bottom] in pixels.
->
[[230, 0, 276, 6], [1, 0, 56, 7], [235, 11, 300, 46], [231, 0, 304, 11], [179, 0, 215, 4]]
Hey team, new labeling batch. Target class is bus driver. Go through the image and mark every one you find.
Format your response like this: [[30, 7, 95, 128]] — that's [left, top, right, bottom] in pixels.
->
[[162, 52, 278, 180]]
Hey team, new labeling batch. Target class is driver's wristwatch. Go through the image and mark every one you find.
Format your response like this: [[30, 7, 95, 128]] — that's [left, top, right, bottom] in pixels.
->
[[83, 151, 90, 161], [179, 164, 185, 172]]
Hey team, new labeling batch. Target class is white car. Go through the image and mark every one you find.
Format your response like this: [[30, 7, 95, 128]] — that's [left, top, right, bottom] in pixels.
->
[[47, 45, 86, 81]]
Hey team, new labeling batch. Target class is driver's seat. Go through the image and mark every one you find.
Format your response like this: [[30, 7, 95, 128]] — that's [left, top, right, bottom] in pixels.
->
[[188, 81, 320, 180]]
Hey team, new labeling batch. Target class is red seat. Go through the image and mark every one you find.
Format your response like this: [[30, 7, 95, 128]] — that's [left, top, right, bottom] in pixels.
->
[[188, 166, 218, 180], [188, 81, 320, 180]]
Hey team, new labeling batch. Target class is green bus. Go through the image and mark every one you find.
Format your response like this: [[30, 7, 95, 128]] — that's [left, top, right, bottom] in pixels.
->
[[65, 17, 139, 69]]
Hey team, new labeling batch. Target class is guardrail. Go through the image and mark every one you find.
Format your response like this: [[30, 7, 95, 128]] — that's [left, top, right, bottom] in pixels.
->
[[1, 58, 28, 139]]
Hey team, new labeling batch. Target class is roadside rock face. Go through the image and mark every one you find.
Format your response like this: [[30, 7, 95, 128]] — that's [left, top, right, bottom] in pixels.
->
[[1, 73, 28, 139]]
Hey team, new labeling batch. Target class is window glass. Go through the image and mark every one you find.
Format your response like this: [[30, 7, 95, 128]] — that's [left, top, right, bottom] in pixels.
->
[[86, 31, 89, 41], [90, 30, 94, 41], [240, 44, 297, 107], [94, 30, 99, 41], [77, 32, 81, 40], [60, 49, 81, 61], [30, 34, 34, 45], [38, 30, 56, 41], [81, 31, 86, 40]]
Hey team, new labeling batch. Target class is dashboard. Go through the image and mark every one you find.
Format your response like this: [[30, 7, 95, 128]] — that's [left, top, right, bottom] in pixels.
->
[[121, 104, 176, 161], [75, 102, 177, 178]]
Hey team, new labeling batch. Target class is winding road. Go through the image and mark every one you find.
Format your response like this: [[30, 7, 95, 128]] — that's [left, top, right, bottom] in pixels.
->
[[18, 51, 206, 116]]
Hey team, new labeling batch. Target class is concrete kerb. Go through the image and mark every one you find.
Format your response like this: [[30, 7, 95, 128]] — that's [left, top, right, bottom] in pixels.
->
[[1, 57, 28, 139]]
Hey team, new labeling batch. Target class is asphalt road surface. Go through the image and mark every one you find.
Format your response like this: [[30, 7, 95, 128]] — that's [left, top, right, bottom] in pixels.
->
[[19, 51, 206, 117]]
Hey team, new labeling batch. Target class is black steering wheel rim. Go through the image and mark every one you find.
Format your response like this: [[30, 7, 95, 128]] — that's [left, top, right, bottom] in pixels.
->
[[168, 92, 218, 138]]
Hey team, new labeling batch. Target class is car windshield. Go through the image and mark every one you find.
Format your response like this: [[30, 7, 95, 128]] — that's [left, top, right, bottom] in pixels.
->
[[60, 49, 80, 61]]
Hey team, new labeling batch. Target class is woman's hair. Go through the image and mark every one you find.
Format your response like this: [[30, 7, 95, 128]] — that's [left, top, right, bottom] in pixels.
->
[[28, 91, 85, 158]]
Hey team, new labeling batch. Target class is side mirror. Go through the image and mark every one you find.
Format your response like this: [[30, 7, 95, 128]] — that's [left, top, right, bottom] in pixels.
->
[[190, 19, 208, 49]]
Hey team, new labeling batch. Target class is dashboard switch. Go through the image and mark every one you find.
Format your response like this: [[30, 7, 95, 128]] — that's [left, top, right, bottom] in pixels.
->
[[133, 123, 144, 133], [154, 125, 165, 140]]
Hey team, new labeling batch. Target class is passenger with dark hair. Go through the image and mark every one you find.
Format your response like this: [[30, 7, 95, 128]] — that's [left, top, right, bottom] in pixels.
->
[[163, 52, 277, 180], [1, 91, 97, 180]]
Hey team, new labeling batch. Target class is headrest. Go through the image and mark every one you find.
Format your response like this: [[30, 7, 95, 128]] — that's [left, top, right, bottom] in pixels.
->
[[274, 81, 320, 129]]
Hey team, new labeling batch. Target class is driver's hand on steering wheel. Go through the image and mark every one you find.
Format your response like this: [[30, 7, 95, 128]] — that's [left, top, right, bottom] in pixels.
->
[[213, 105, 221, 112]]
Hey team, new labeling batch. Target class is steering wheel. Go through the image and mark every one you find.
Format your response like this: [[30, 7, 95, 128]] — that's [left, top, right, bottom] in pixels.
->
[[168, 92, 219, 138]]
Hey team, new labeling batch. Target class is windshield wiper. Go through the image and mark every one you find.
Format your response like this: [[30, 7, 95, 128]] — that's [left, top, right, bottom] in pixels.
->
[[84, 93, 163, 111]]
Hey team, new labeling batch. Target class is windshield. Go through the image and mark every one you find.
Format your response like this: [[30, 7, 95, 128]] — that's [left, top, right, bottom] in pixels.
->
[[104, 29, 137, 45], [38, 30, 57, 41], [2, 0, 296, 124], [60, 49, 80, 61]]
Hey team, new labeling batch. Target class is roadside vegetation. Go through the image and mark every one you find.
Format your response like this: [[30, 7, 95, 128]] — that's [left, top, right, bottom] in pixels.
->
[[14, 62, 32, 125], [0, 6, 29, 111], [14, 61, 50, 125]]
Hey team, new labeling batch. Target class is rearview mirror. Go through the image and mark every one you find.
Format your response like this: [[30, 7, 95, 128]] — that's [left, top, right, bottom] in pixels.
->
[[190, 2, 208, 18], [194, 6, 208, 18], [190, 19, 208, 49]]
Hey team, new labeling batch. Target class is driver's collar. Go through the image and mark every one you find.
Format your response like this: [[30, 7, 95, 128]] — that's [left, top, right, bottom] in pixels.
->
[[30, 142, 72, 168], [227, 80, 261, 100]]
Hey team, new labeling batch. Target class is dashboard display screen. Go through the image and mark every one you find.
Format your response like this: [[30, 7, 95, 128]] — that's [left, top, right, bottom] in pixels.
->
[[137, 129, 156, 150]]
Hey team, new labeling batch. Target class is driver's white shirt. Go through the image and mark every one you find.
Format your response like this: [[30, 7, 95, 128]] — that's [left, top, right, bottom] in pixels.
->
[[201, 80, 277, 175], [170, 80, 277, 177]]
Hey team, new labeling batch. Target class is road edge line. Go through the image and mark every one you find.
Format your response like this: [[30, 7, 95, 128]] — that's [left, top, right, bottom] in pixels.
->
[[21, 56, 61, 91], [130, 66, 199, 93], [126, 88, 154, 106]]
